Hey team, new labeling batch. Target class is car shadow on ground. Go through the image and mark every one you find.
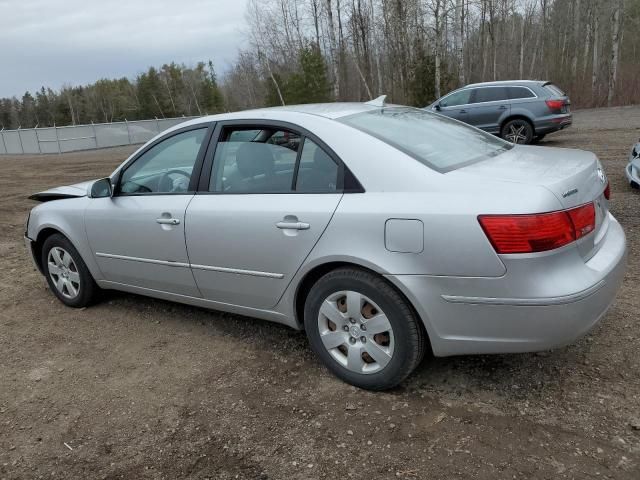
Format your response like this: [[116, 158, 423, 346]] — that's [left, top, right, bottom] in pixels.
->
[[101, 288, 585, 400]]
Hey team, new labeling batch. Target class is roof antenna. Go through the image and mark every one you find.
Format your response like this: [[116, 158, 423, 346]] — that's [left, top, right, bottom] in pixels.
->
[[364, 95, 387, 107]]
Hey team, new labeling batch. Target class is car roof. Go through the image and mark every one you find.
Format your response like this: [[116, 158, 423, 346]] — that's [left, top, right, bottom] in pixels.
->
[[189, 103, 383, 124], [462, 80, 548, 89]]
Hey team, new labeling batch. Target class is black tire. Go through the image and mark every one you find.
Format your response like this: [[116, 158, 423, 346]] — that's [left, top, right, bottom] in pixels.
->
[[304, 267, 426, 390], [41, 233, 99, 308], [501, 118, 534, 144], [531, 134, 546, 144]]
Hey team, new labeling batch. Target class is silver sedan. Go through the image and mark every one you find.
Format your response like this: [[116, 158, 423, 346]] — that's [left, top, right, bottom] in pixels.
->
[[24, 100, 627, 390]]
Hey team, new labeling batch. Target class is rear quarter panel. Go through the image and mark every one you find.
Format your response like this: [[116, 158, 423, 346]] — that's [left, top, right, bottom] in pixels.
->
[[297, 179, 562, 278]]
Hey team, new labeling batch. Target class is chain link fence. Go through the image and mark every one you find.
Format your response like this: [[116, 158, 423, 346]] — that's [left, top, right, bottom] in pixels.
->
[[0, 117, 199, 155]]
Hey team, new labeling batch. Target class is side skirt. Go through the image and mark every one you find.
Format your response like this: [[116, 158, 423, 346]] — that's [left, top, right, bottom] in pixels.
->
[[96, 280, 299, 329]]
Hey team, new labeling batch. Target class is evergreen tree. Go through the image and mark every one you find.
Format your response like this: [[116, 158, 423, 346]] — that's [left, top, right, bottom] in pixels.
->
[[285, 46, 331, 104]]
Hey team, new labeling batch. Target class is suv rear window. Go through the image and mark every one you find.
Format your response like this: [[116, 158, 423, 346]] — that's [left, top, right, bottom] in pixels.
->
[[340, 108, 512, 172], [507, 86, 536, 99], [544, 83, 565, 96]]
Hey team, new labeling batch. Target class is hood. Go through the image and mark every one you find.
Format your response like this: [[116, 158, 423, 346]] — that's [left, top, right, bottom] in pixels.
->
[[451, 145, 605, 209], [29, 180, 94, 202]]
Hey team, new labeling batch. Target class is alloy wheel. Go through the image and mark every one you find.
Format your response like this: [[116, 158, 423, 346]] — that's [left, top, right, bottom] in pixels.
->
[[317, 290, 395, 374], [505, 123, 529, 144], [47, 247, 81, 299]]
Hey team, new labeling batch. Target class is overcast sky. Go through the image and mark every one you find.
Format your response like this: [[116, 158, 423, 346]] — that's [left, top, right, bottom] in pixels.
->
[[0, 0, 249, 98]]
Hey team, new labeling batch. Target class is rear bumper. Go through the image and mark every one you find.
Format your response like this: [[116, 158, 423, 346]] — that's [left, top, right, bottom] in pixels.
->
[[534, 114, 572, 135], [387, 213, 627, 356]]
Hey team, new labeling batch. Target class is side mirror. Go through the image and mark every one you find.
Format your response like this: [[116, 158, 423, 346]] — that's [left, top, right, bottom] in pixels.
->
[[434, 103, 441, 111], [89, 178, 113, 198]]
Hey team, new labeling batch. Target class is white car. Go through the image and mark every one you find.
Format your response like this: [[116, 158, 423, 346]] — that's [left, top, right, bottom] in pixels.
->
[[626, 139, 640, 188]]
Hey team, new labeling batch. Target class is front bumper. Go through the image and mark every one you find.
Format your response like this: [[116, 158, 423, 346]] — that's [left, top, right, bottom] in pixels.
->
[[24, 235, 42, 273], [387, 213, 627, 356]]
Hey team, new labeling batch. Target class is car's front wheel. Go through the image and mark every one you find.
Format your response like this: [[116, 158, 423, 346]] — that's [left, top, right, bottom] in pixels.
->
[[42, 234, 99, 308], [501, 119, 534, 144], [304, 268, 426, 390]]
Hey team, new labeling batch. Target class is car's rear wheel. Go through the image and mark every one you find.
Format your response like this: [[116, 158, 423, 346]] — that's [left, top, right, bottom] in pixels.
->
[[304, 267, 426, 390], [42, 234, 99, 308], [501, 119, 534, 144]]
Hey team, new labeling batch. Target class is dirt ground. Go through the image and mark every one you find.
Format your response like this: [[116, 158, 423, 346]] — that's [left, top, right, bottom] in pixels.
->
[[1, 107, 639, 480]]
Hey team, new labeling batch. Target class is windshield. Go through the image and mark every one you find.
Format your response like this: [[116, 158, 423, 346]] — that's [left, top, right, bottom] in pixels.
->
[[340, 107, 512, 172]]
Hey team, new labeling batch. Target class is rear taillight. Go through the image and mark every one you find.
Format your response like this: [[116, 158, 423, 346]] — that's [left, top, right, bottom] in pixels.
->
[[545, 99, 564, 113], [567, 203, 596, 239], [478, 203, 596, 254], [604, 180, 611, 200]]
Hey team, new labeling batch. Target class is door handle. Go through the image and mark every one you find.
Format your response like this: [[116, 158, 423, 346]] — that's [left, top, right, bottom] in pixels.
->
[[498, 105, 508, 110], [276, 221, 310, 230], [459, 109, 467, 114], [156, 218, 180, 225]]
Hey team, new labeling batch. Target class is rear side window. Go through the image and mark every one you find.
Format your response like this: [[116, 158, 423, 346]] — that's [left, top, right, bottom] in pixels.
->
[[439, 89, 472, 107], [473, 87, 509, 103], [295, 139, 338, 193], [340, 108, 512, 172], [544, 83, 566, 96], [209, 126, 341, 194], [211, 128, 300, 193], [507, 87, 536, 99]]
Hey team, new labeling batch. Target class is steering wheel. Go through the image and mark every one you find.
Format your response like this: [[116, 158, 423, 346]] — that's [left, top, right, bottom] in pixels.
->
[[158, 169, 191, 193]]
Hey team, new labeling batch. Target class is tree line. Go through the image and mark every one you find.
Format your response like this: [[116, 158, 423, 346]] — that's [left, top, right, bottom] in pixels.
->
[[1, 0, 637, 130], [0, 62, 224, 129]]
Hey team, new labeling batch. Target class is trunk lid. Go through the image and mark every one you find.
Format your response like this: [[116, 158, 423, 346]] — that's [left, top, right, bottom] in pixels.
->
[[455, 145, 609, 259]]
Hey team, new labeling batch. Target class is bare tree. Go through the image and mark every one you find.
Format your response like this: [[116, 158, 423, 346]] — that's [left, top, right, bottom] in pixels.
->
[[570, 0, 581, 80], [325, 0, 341, 98], [455, 0, 465, 86], [591, 3, 599, 102], [607, 0, 623, 107]]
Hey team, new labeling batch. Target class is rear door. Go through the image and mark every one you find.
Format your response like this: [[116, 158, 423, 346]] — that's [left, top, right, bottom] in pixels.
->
[[184, 121, 345, 309], [465, 86, 511, 133]]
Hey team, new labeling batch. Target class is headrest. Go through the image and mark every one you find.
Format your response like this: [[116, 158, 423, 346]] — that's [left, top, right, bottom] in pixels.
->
[[235, 142, 274, 178]]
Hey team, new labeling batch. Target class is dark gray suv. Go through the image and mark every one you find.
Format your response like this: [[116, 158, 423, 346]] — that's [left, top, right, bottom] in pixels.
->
[[427, 80, 572, 144]]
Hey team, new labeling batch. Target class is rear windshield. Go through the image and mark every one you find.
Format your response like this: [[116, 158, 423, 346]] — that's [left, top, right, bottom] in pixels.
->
[[544, 83, 566, 96], [340, 107, 512, 172]]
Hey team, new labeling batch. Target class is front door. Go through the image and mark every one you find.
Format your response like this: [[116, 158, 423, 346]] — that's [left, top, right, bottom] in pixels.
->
[[185, 123, 343, 309], [85, 126, 210, 296], [465, 86, 511, 133], [436, 88, 472, 123]]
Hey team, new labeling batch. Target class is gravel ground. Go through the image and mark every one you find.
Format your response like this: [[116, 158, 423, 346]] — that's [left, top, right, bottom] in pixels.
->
[[1, 107, 639, 479]]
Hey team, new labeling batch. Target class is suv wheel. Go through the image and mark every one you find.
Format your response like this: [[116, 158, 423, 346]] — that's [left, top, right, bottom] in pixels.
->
[[501, 119, 534, 144], [304, 267, 426, 390]]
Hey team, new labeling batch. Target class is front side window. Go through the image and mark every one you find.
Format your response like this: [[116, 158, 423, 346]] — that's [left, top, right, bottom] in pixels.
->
[[340, 108, 512, 172], [210, 127, 300, 193], [119, 128, 207, 194], [439, 89, 471, 108], [474, 87, 509, 103]]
